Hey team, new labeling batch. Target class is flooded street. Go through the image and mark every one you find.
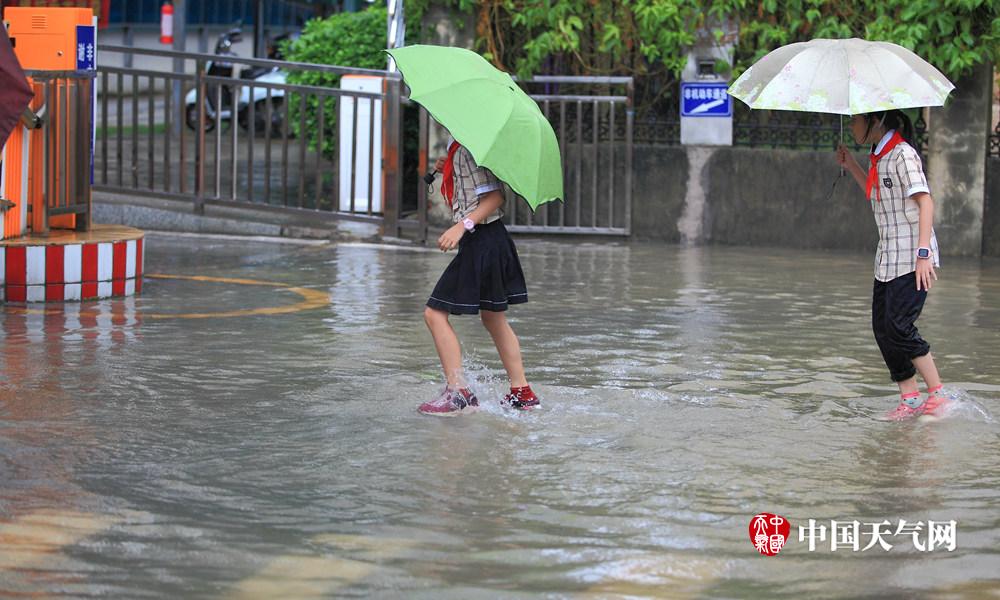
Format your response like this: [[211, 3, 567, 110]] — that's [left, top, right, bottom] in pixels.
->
[[2, 233, 999, 598]]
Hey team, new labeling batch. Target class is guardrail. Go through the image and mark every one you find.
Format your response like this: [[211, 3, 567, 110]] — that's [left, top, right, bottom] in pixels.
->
[[95, 45, 403, 233]]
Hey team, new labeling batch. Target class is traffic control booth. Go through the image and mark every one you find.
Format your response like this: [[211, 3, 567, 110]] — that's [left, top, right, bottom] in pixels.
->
[[0, 6, 143, 303]]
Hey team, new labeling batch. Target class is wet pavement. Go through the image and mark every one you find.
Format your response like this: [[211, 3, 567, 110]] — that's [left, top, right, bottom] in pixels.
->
[[2, 232, 999, 598]]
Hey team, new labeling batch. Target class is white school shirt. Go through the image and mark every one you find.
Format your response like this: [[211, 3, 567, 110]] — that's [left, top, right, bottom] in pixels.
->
[[868, 130, 940, 282]]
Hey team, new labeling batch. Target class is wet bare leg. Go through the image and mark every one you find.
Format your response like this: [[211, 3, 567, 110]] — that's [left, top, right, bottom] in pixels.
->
[[480, 310, 528, 388], [424, 306, 464, 387]]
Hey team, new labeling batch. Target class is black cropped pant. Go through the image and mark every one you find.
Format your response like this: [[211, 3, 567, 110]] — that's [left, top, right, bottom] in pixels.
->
[[872, 272, 931, 382]]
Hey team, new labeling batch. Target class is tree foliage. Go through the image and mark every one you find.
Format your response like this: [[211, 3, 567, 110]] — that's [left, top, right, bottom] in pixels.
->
[[429, 1, 1000, 112], [283, 6, 388, 157], [736, 1, 1000, 79]]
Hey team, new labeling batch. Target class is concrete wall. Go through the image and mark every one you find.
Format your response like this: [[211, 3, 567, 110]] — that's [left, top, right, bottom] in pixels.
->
[[485, 139, 979, 257], [93, 191, 380, 241], [630, 145, 876, 252], [985, 157, 1000, 256], [631, 145, 687, 242], [631, 131, 994, 257], [927, 62, 993, 256]]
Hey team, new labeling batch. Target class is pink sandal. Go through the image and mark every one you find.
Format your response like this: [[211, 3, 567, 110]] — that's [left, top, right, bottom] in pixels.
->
[[920, 385, 951, 418], [883, 392, 924, 421]]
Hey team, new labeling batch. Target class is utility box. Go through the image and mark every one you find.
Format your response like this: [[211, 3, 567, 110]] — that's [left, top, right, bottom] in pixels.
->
[[6, 7, 94, 70], [1, 7, 95, 238], [680, 20, 737, 146], [339, 75, 383, 214]]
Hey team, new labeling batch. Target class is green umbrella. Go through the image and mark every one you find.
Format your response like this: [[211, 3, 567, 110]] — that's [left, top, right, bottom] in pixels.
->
[[386, 45, 563, 211]]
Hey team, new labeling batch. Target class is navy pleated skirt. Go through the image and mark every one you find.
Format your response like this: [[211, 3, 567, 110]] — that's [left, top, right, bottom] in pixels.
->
[[426, 220, 528, 315]]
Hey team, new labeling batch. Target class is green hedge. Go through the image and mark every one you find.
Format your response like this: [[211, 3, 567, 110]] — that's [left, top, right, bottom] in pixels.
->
[[283, 6, 388, 159]]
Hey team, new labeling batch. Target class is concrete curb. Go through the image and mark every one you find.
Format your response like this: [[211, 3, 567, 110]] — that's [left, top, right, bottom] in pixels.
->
[[93, 191, 382, 242]]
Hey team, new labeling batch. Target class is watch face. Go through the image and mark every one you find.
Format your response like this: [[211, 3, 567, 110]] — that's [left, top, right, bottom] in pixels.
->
[[917, 249, 930, 258]]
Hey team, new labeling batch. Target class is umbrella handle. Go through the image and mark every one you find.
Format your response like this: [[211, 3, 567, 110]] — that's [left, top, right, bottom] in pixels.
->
[[423, 170, 437, 185]]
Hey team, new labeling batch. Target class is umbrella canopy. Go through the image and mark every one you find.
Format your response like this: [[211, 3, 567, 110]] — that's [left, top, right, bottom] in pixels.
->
[[728, 38, 954, 115], [386, 45, 563, 211]]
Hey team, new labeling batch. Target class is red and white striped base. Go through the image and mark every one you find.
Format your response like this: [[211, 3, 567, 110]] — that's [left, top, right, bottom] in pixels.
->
[[1, 226, 145, 303]]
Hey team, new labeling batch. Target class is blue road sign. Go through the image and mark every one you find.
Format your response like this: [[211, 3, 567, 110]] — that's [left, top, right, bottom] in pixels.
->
[[680, 82, 732, 117], [77, 24, 97, 183], [76, 25, 96, 71]]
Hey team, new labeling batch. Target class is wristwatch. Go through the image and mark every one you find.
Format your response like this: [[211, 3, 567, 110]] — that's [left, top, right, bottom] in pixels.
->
[[462, 217, 476, 232], [916, 247, 931, 260]]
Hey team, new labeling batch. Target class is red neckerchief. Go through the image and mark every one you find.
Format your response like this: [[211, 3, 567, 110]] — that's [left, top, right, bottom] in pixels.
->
[[441, 141, 460, 209], [866, 131, 904, 203]]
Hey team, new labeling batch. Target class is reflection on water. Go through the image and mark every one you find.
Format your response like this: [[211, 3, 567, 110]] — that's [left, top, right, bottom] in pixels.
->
[[2, 233, 999, 598]]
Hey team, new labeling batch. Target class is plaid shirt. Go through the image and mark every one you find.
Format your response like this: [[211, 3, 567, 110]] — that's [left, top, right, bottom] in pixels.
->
[[869, 133, 940, 282], [449, 145, 503, 224]]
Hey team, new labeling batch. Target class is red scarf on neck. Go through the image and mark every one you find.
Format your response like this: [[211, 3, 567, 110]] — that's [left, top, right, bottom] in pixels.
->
[[440, 141, 461, 209], [866, 131, 904, 202]]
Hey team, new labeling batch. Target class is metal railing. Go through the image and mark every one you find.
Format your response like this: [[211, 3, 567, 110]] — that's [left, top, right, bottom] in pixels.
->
[[732, 105, 930, 155], [625, 97, 930, 154], [95, 45, 403, 232], [414, 75, 635, 239]]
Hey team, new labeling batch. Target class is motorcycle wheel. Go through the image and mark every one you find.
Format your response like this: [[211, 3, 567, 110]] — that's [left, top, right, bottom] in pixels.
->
[[239, 97, 284, 137], [185, 104, 216, 133]]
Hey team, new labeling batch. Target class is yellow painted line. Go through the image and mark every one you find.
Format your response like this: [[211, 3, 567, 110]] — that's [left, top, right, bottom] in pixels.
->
[[142, 274, 330, 319], [225, 534, 416, 599], [0, 510, 122, 571], [4, 274, 330, 320], [147, 274, 294, 287]]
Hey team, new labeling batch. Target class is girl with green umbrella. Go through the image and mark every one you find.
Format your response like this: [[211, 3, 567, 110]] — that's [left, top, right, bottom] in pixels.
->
[[387, 45, 562, 416], [417, 137, 540, 416]]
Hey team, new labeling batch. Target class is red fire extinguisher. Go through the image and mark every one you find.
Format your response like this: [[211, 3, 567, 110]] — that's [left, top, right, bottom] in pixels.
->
[[160, 1, 174, 45]]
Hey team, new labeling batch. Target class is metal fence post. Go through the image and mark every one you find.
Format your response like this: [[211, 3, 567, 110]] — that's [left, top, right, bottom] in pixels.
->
[[194, 58, 206, 215], [123, 26, 133, 68], [625, 107, 634, 236], [625, 79, 634, 235], [417, 107, 429, 244], [172, 0, 187, 137], [382, 75, 402, 239]]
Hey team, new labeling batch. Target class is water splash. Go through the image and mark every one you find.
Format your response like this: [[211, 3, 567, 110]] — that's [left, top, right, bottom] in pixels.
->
[[460, 353, 516, 416], [928, 387, 996, 423]]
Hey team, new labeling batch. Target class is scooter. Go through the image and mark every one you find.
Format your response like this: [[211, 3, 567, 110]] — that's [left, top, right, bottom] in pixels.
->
[[184, 26, 287, 136]]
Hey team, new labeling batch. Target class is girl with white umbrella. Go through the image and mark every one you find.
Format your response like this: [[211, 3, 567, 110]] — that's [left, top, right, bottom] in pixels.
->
[[729, 38, 955, 420], [836, 109, 947, 420]]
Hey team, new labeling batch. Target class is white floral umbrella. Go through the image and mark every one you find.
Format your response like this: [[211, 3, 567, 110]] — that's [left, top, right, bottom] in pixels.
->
[[728, 38, 954, 116]]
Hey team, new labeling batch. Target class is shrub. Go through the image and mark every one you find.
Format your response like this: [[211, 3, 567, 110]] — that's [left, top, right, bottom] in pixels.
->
[[283, 6, 388, 158]]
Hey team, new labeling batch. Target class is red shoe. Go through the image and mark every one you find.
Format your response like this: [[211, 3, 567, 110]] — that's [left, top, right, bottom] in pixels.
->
[[503, 386, 540, 411], [418, 387, 479, 417]]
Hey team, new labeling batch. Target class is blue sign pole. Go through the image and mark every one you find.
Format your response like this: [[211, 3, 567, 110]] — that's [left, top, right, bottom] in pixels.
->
[[78, 24, 97, 185]]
